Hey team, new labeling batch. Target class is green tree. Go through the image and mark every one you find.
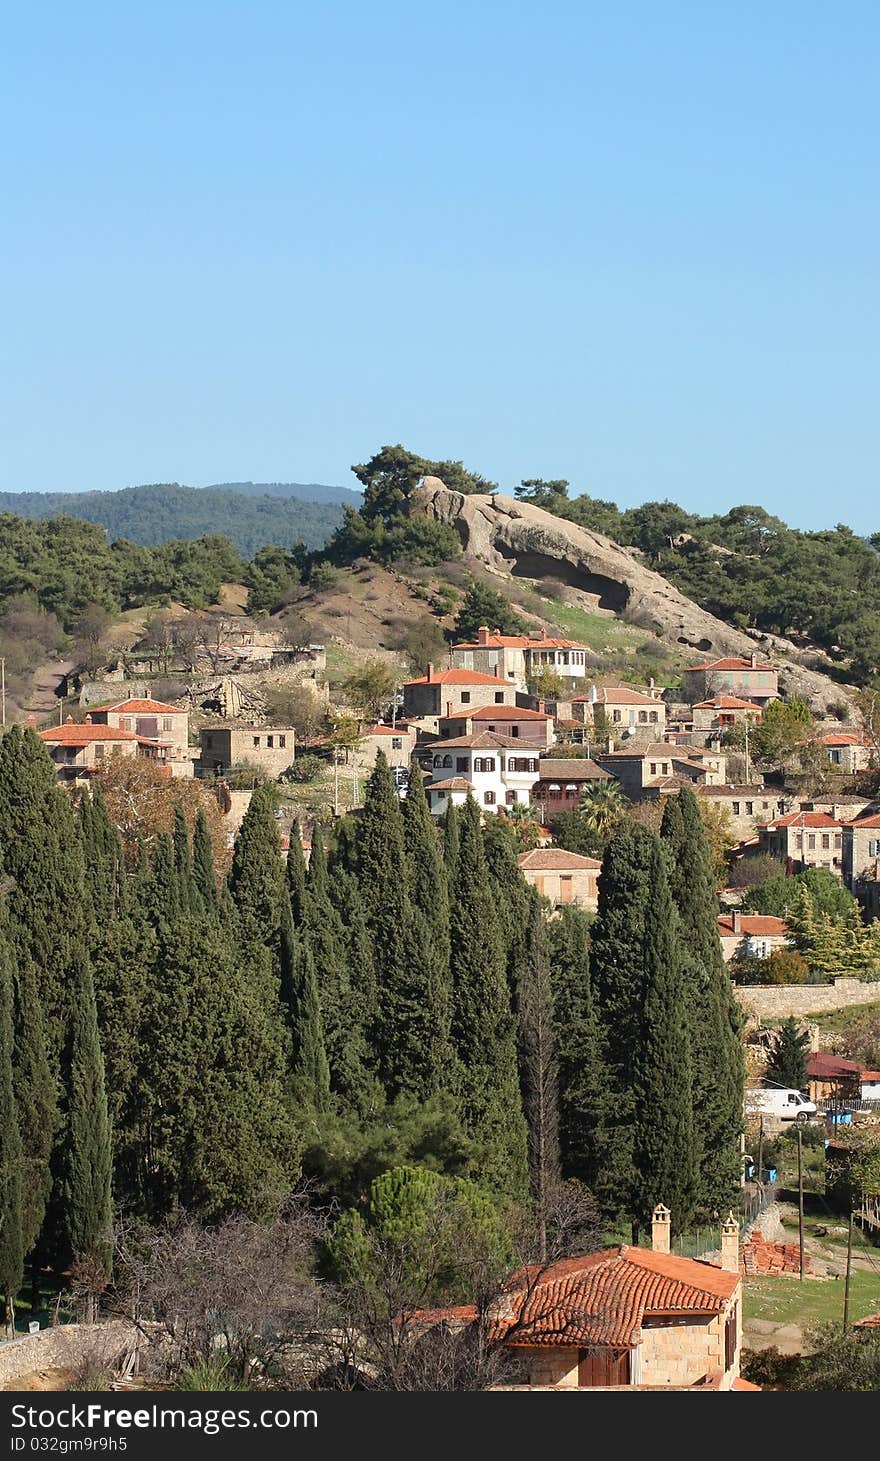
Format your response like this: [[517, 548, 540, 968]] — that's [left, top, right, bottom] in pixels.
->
[[192, 808, 218, 914], [448, 799, 529, 1200], [304, 827, 373, 1109], [62, 953, 113, 1276], [0, 931, 24, 1335], [546, 908, 605, 1189], [579, 780, 628, 842], [343, 659, 401, 721], [452, 582, 526, 641], [765, 1017, 810, 1090], [401, 768, 454, 1093], [278, 891, 330, 1109]]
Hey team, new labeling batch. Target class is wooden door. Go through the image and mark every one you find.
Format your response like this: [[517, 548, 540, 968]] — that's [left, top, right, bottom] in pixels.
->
[[577, 1347, 630, 1387]]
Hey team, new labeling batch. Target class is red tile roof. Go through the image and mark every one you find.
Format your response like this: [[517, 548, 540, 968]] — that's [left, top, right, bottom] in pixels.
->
[[428, 777, 474, 792], [363, 724, 413, 735], [849, 811, 880, 830], [860, 1071, 880, 1084], [820, 733, 868, 747], [761, 811, 843, 829], [717, 914, 789, 938], [572, 687, 663, 706], [535, 758, 612, 782], [693, 695, 763, 711], [467, 705, 552, 721], [490, 1248, 739, 1349], [455, 633, 587, 650], [518, 849, 602, 871], [39, 723, 164, 748], [686, 657, 775, 672], [430, 731, 530, 750], [103, 697, 184, 714], [853, 1312, 880, 1329], [731, 1377, 762, 1391], [404, 669, 512, 687], [807, 1052, 860, 1080]]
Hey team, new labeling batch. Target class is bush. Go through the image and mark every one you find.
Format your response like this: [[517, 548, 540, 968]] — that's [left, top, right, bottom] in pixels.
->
[[308, 561, 340, 592], [741, 948, 810, 985], [291, 754, 325, 783], [728, 853, 788, 889], [176, 1357, 248, 1391]]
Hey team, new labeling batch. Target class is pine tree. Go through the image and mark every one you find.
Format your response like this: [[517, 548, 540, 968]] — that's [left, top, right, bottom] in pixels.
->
[[546, 907, 605, 1189], [661, 788, 744, 1212], [590, 823, 697, 1235], [766, 1017, 810, 1090], [448, 798, 529, 1199], [192, 809, 218, 914], [279, 890, 330, 1107], [0, 929, 24, 1335], [62, 952, 113, 1276]]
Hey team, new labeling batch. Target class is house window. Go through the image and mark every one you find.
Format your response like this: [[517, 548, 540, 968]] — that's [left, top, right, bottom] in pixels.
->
[[460, 693, 471, 705], [162, 717, 173, 731], [650, 763, 657, 775], [456, 757, 468, 772], [94, 744, 104, 760], [253, 736, 261, 747], [638, 711, 647, 723], [724, 1307, 737, 1372], [442, 755, 453, 768], [505, 790, 517, 805], [834, 835, 841, 850], [484, 790, 495, 806], [808, 835, 816, 850], [732, 802, 740, 815], [474, 757, 496, 773], [869, 839, 880, 857], [746, 802, 754, 815], [649, 711, 658, 723], [278, 735, 286, 748], [122, 718, 132, 731], [612, 710, 622, 723], [494, 692, 504, 703], [821, 834, 830, 849], [392, 737, 401, 750], [267, 736, 274, 748], [661, 763, 669, 775]]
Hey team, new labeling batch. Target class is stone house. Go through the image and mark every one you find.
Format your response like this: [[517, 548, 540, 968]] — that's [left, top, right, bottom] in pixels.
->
[[570, 684, 667, 736], [198, 723, 295, 778], [841, 809, 880, 916], [419, 732, 540, 817], [691, 695, 763, 734], [593, 743, 726, 799], [517, 848, 601, 911], [354, 723, 418, 770], [530, 757, 614, 822], [757, 810, 845, 875], [682, 654, 779, 708], [436, 703, 555, 749], [38, 716, 169, 782], [91, 693, 190, 761], [422, 1206, 745, 1390], [402, 667, 517, 726], [717, 912, 791, 963], [820, 732, 872, 775], [451, 626, 592, 692], [697, 785, 791, 841]]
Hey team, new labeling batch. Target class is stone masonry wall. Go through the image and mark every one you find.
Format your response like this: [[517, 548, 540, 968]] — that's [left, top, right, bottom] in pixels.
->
[[735, 978, 880, 1022], [0, 1321, 133, 1389]]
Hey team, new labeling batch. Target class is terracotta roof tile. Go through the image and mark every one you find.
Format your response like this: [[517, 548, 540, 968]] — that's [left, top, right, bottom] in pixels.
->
[[717, 914, 789, 937], [404, 669, 512, 687], [518, 849, 602, 871], [761, 811, 843, 829], [430, 731, 530, 750], [535, 759, 612, 781], [692, 695, 763, 711], [39, 723, 163, 747], [853, 1311, 880, 1329], [103, 697, 184, 713], [572, 687, 663, 707], [467, 705, 552, 721], [428, 777, 474, 792], [807, 1052, 860, 1079]]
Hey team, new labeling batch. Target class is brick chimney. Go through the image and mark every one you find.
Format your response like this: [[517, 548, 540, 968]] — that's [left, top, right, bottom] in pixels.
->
[[733, 910, 742, 935], [750, 652, 758, 669], [85, 713, 93, 724], [477, 626, 490, 645], [651, 1203, 671, 1254], [427, 663, 434, 682], [720, 1212, 740, 1273]]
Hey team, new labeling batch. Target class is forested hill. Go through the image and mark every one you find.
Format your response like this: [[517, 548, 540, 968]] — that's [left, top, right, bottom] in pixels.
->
[[206, 480, 362, 507], [0, 482, 349, 557]]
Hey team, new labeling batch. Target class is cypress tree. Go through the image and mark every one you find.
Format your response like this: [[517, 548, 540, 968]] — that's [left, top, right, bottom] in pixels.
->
[[766, 1017, 810, 1090], [228, 784, 285, 951], [285, 819, 308, 924], [546, 907, 605, 1189], [172, 803, 195, 911], [442, 801, 459, 881], [62, 952, 113, 1276], [483, 816, 533, 999], [9, 952, 53, 1264], [304, 829, 372, 1109], [0, 929, 24, 1335], [308, 823, 329, 898], [661, 789, 744, 1211], [519, 896, 561, 1260], [192, 808, 218, 914], [590, 823, 697, 1236], [448, 798, 529, 1199], [326, 868, 378, 1069], [279, 890, 330, 1107], [401, 767, 454, 1092]]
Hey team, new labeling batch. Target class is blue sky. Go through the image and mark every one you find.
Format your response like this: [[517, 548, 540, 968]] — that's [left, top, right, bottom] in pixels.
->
[[1, 2, 877, 530]]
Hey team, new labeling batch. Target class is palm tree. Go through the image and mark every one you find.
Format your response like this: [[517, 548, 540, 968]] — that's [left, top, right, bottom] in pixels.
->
[[579, 780, 627, 840]]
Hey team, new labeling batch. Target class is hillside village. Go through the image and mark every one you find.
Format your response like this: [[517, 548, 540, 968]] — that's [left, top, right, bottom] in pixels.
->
[[1, 473, 880, 1397]]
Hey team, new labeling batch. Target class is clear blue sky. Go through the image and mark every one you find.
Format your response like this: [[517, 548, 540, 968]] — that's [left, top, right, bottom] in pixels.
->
[[2, 2, 877, 530]]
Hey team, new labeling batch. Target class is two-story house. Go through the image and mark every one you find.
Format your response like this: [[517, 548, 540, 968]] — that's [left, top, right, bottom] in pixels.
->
[[682, 654, 779, 708], [758, 810, 845, 875], [420, 732, 540, 816], [91, 693, 190, 763], [517, 848, 601, 911], [570, 684, 668, 737], [451, 626, 591, 692], [436, 704, 555, 749], [820, 732, 872, 775], [841, 808, 880, 917], [530, 757, 615, 822], [402, 667, 517, 727], [39, 715, 169, 782], [198, 723, 295, 778], [717, 912, 791, 963], [691, 695, 763, 734], [593, 744, 726, 799]]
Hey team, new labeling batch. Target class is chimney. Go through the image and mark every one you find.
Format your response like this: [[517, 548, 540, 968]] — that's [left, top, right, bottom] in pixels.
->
[[65, 714, 74, 724], [85, 713, 93, 724], [651, 1204, 671, 1254], [649, 677, 656, 696], [720, 1212, 740, 1273], [733, 910, 742, 935], [477, 626, 490, 646], [750, 652, 758, 669], [427, 663, 434, 682]]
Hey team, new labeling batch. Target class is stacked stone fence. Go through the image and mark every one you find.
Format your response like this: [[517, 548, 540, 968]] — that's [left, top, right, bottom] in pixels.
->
[[0, 1321, 134, 1389], [734, 977, 880, 1022]]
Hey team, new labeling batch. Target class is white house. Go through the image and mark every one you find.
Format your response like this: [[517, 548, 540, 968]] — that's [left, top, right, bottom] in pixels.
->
[[420, 731, 541, 816]]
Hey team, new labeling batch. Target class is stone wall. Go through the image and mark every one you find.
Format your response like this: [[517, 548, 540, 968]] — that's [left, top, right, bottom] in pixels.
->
[[735, 978, 880, 1021], [0, 1321, 133, 1390]]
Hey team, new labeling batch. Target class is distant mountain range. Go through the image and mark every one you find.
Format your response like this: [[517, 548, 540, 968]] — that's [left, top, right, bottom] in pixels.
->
[[0, 480, 362, 558]]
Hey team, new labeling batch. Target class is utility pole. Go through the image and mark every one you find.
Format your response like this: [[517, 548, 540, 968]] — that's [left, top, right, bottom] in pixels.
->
[[333, 750, 340, 817], [843, 1204, 854, 1332], [797, 1122, 805, 1281], [0, 657, 5, 726], [744, 719, 751, 785], [757, 1116, 764, 1189]]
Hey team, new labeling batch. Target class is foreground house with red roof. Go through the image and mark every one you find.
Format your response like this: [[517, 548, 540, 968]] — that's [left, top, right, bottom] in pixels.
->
[[806, 1052, 862, 1105], [570, 684, 667, 736], [517, 848, 601, 911], [422, 1206, 746, 1390], [90, 691, 190, 761], [531, 757, 614, 821], [451, 625, 592, 693], [821, 731, 872, 775], [757, 810, 845, 875], [691, 694, 764, 734], [402, 666, 517, 726], [437, 703, 556, 749], [682, 654, 779, 708], [717, 911, 790, 963], [418, 731, 540, 816], [39, 715, 170, 782]]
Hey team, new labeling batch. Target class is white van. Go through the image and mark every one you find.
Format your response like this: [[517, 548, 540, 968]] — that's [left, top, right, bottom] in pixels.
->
[[745, 1088, 818, 1122]]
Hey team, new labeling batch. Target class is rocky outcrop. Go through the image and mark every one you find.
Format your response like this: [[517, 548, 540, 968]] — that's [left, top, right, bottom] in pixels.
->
[[411, 480, 853, 714]]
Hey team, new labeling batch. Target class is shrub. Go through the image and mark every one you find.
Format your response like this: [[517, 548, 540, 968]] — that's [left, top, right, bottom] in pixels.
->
[[308, 561, 340, 592], [291, 754, 325, 783]]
